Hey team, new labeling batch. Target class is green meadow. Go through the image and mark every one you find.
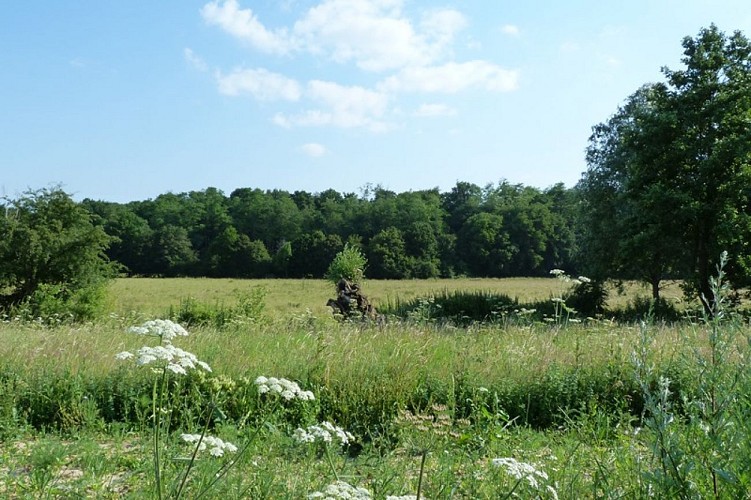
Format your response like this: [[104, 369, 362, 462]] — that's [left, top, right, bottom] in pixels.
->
[[107, 277, 686, 317], [1, 278, 749, 498]]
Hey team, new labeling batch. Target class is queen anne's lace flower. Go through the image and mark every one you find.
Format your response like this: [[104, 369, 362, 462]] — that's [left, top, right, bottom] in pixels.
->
[[116, 344, 211, 375], [180, 433, 238, 457], [128, 319, 189, 344], [254, 376, 315, 401], [307, 480, 372, 499], [293, 421, 354, 446], [492, 457, 551, 490]]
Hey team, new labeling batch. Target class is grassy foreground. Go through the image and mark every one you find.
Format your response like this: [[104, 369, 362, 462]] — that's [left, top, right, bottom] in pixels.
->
[[1, 278, 749, 498]]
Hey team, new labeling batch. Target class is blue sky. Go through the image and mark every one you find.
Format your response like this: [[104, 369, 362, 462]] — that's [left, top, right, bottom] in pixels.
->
[[1, 1, 749, 203]]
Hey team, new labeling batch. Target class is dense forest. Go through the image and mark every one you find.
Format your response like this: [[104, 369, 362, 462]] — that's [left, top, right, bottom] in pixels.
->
[[81, 181, 579, 280]]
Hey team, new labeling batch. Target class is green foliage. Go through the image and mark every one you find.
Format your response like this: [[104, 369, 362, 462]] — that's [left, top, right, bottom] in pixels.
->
[[382, 290, 517, 324], [566, 278, 608, 318], [580, 25, 751, 308], [0, 188, 115, 321], [168, 288, 267, 328], [633, 254, 751, 497], [324, 243, 367, 286]]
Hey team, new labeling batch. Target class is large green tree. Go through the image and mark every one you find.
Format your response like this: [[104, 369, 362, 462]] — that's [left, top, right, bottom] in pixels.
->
[[0, 188, 115, 319], [580, 25, 751, 305]]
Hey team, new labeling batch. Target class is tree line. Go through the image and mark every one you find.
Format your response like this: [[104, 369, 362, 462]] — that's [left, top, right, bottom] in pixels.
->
[[80, 181, 579, 280]]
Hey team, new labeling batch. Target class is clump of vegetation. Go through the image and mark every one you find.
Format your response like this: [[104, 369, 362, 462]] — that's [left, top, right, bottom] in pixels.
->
[[324, 243, 367, 287], [0, 187, 116, 322], [381, 289, 517, 324], [168, 287, 267, 328]]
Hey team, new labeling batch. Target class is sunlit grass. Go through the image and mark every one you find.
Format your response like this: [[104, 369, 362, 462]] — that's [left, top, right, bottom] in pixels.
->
[[107, 277, 687, 317]]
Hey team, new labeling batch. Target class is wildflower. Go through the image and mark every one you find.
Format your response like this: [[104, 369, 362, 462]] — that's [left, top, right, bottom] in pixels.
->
[[254, 376, 315, 401], [492, 457, 549, 489], [116, 344, 211, 375], [578, 276, 592, 283], [307, 481, 372, 499], [549, 269, 565, 276], [180, 433, 238, 457], [294, 421, 354, 447], [386, 496, 420, 500], [127, 319, 189, 344]]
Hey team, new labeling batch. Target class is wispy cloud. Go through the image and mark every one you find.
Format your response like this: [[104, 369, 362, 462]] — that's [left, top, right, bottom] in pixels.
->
[[216, 67, 302, 100], [301, 143, 327, 157], [500, 24, 520, 36], [184, 48, 208, 71], [413, 103, 457, 117], [201, 0, 293, 54], [275, 80, 390, 131], [379, 61, 519, 93]]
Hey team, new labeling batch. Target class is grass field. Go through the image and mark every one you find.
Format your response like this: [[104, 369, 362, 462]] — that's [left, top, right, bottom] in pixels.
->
[[1, 277, 748, 498], [107, 277, 686, 317]]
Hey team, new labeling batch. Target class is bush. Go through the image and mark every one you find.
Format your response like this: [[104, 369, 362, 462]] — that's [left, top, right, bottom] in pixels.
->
[[381, 290, 517, 324], [0, 188, 115, 321], [324, 243, 367, 286]]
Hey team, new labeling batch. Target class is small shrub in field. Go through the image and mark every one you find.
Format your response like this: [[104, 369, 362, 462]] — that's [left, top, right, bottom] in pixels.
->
[[325, 243, 367, 286]]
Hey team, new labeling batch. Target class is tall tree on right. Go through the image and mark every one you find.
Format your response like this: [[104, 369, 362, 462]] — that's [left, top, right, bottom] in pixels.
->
[[579, 25, 751, 308]]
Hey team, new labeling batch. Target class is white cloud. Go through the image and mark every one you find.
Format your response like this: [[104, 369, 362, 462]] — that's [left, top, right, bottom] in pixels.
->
[[216, 67, 302, 100], [203, 0, 466, 72], [202, 1, 519, 132], [413, 103, 456, 117], [274, 80, 390, 131], [379, 61, 519, 93], [184, 48, 208, 72], [201, 0, 293, 54], [500, 24, 520, 36], [293, 0, 459, 71], [301, 143, 327, 157]]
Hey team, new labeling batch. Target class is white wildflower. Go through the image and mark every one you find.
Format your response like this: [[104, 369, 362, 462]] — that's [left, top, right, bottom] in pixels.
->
[[492, 457, 549, 489], [294, 421, 354, 447], [181, 433, 237, 457], [578, 276, 592, 283], [307, 481, 372, 499], [254, 375, 315, 401], [117, 344, 211, 375], [128, 319, 189, 344], [549, 269, 565, 276]]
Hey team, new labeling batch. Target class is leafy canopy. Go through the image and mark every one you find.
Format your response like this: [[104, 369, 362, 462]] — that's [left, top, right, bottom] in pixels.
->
[[0, 187, 115, 320]]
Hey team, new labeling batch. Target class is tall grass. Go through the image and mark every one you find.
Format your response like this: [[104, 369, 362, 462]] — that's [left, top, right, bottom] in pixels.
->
[[2, 274, 750, 497]]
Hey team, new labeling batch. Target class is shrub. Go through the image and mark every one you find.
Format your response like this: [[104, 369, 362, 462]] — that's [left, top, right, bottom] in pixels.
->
[[324, 243, 367, 286], [381, 290, 517, 324], [0, 188, 115, 321]]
